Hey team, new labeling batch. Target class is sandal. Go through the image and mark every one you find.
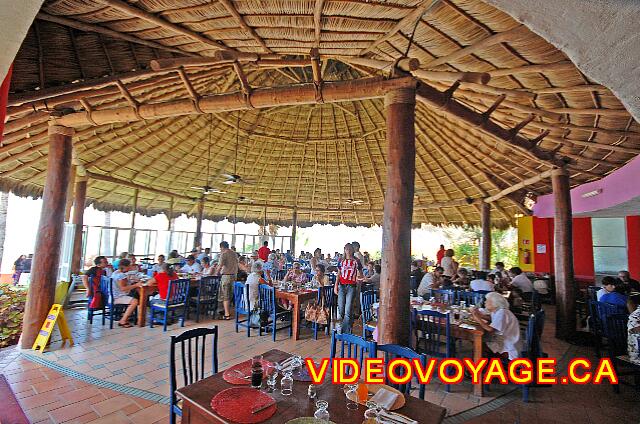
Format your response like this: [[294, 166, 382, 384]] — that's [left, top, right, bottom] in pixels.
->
[[118, 322, 133, 328], [223, 315, 231, 320]]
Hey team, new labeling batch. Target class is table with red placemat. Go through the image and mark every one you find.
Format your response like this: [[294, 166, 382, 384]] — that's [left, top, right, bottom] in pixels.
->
[[176, 349, 446, 424]]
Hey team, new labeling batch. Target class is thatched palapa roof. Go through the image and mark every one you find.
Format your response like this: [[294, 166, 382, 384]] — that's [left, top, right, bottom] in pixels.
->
[[2, 0, 639, 228]]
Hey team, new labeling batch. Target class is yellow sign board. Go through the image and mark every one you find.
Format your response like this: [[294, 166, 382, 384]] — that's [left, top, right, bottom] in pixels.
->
[[32, 304, 73, 352]]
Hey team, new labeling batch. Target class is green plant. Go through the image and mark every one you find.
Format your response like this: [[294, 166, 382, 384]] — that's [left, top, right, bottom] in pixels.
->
[[0, 284, 27, 348]]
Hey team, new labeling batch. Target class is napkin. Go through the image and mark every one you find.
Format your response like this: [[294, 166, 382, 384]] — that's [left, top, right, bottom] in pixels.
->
[[378, 410, 417, 424], [370, 387, 399, 410], [459, 323, 477, 330]]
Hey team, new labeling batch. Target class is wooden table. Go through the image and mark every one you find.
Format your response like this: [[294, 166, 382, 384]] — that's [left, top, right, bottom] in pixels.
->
[[177, 349, 446, 424], [274, 289, 317, 340], [136, 278, 200, 327]]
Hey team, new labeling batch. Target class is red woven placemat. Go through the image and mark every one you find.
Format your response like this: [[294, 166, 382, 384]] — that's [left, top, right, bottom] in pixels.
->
[[211, 387, 277, 423], [223, 359, 274, 385]]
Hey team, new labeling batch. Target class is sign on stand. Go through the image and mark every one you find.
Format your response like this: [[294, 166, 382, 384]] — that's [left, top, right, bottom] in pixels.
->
[[32, 304, 73, 352]]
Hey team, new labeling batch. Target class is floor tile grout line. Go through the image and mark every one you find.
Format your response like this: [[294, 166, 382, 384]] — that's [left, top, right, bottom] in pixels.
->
[[20, 352, 171, 406]]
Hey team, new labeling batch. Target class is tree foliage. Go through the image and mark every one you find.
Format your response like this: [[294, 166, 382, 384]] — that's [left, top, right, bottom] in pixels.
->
[[0, 285, 27, 348]]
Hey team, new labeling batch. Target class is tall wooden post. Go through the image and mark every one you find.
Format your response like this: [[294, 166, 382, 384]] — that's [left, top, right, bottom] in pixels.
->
[[379, 87, 416, 346], [194, 197, 205, 249], [552, 168, 575, 340], [21, 123, 73, 348], [70, 176, 88, 275], [480, 202, 491, 270], [291, 209, 298, 256], [63, 165, 76, 222], [167, 197, 174, 253], [128, 188, 138, 253]]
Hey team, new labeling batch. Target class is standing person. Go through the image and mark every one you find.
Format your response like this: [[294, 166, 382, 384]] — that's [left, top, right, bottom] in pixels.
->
[[215, 241, 238, 320], [440, 249, 457, 278], [352, 241, 365, 265], [436, 244, 446, 266], [12, 255, 26, 286], [334, 243, 364, 334], [258, 241, 271, 262]]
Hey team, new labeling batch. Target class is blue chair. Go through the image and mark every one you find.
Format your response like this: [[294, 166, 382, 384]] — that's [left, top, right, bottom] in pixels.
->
[[189, 276, 220, 322], [412, 309, 453, 391], [169, 327, 218, 424], [258, 284, 293, 341], [330, 331, 377, 375], [606, 313, 640, 393], [427, 288, 455, 305], [146, 268, 154, 277], [100, 276, 133, 329], [149, 278, 190, 331], [378, 344, 428, 399], [410, 276, 419, 296], [360, 290, 378, 340], [87, 275, 109, 325], [586, 285, 601, 301], [313, 285, 336, 340], [328, 274, 337, 284], [234, 281, 252, 337], [459, 291, 486, 307]]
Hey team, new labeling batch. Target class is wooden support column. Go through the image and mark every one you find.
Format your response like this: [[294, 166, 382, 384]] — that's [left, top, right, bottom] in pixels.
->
[[64, 165, 76, 222], [194, 197, 205, 249], [379, 87, 416, 346], [70, 176, 88, 275], [480, 202, 491, 270], [291, 209, 298, 256], [21, 123, 73, 348], [552, 168, 576, 340], [128, 189, 138, 253]]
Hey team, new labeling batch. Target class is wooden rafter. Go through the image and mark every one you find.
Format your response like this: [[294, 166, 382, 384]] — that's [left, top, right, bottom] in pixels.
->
[[217, 0, 272, 54], [314, 0, 325, 48]]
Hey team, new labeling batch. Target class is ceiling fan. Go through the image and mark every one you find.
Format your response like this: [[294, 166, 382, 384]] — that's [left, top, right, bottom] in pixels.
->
[[191, 116, 227, 195], [220, 114, 255, 186]]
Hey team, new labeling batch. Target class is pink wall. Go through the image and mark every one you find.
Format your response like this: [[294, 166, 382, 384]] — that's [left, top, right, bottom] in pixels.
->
[[533, 155, 640, 217]]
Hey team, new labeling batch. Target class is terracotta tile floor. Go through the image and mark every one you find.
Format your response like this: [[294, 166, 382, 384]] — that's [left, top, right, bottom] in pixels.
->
[[0, 305, 637, 423]]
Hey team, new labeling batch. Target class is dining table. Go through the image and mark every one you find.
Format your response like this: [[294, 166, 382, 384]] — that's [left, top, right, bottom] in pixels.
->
[[135, 275, 200, 327], [274, 286, 318, 340], [176, 349, 447, 424]]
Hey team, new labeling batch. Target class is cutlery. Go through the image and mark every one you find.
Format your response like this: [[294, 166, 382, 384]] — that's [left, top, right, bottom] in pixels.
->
[[251, 400, 276, 414], [233, 370, 251, 379]]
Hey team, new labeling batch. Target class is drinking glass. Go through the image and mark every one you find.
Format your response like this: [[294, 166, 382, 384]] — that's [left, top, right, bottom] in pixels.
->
[[265, 364, 277, 392], [314, 400, 330, 421], [281, 371, 294, 396], [344, 383, 359, 410], [364, 401, 381, 420]]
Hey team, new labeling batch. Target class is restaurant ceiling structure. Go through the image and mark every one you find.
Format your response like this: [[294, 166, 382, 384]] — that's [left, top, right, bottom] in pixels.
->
[[2, 0, 639, 228]]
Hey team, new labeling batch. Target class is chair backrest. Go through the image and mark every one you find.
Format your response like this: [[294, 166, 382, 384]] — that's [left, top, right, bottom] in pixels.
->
[[166, 278, 190, 306], [523, 309, 545, 359], [427, 288, 455, 305], [330, 331, 377, 374], [328, 274, 337, 284], [459, 291, 485, 307], [276, 269, 287, 280], [259, 284, 277, 315], [169, 327, 219, 408], [410, 276, 419, 293], [594, 301, 627, 337], [318, 285, 336, 309], [605, 313, 629, 356], [377, 344, 427, 399], [361, 290, 378, 323], [199, 276, 220, 301], [234, 281, 251, 313], [412, 309, 451, 358], [586, 285, 600, 301], [146, 268, 154, 277], [99, 276, 113, 305]]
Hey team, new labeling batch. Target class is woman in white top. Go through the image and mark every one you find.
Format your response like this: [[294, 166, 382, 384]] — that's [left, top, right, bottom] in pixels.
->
[[471, 292, 521, 360], [311, 263, 330, 288], [111, 259, 144, 328], [440, 249, 457, 278], [201, 256, 215, 276]]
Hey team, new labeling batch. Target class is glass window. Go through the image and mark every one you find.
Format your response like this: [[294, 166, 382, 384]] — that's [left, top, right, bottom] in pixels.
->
[[591, 218, 627, 274], [593, 247, 628, 275]]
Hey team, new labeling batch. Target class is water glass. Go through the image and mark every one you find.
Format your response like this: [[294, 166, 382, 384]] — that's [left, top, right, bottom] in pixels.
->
[[281, 371, 294, 396], [364, 401, 381, 420], [344, 383, 359, 410], [265, 365, 277, 392], [314, 400, 330, 421]]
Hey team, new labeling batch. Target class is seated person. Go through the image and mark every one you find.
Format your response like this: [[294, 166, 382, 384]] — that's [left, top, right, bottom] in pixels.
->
[[619, 270, 640, 293], [167, 250, 183, 265], [417, 266, 444, 297], [82, 256, 108, 294], [599, 276, 628, 307], [111, 259, 144, 328], [180, 255, 202, 274], [508, 267, 533, 294], [470, 271, 495, 292], [147, 263, 178, 304], [452, 268, 470, 288], [283, 261, 308, 286], [311, 264, 330, 288], [127, 254, 141, 273], [201, 256, 214, 276], [237, 256, 249, 282], [471, 292, 521, 360], [364, 264, 381, 290], [627, 293, 640, 364], [410, 261, 424, 283], [151, 254, 165, 274]]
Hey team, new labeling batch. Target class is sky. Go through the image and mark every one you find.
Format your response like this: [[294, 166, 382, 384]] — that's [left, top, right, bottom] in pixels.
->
[[0, 193, 450, 273]]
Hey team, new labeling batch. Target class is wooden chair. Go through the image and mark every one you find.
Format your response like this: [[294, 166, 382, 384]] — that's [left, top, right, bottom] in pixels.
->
[[330, 331, 377, 375], [234, 281, 252, 337], [258, 284, 293, 341], [360, 289, 378, 340], [377, 344, 428, 399], [149, 278, 189, 331], [313, 285, 336, 340], [169, 327, 218, 424]]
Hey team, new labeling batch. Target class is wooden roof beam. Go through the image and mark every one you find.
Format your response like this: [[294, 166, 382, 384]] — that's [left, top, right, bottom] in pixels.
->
[[489, 61, 575, 77], [314, 0, 326, 48], [484, 169, 555, 203], [53, 76, 418, 127], [415, 81, 568, 168], [96, 0, 232, 52], [36, 12, 194, 56], [217, 0, 272, 54]]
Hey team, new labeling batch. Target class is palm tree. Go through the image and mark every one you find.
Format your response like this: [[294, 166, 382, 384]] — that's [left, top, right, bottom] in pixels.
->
[[0, 191, 9, 270]]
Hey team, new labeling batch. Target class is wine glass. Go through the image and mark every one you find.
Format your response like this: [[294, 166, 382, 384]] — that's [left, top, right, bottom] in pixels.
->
[[314, 400, 330, 421]]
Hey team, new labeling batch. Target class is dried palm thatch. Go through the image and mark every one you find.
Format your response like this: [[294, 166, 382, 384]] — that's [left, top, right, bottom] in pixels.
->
[[2, 0, 639, 229]]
